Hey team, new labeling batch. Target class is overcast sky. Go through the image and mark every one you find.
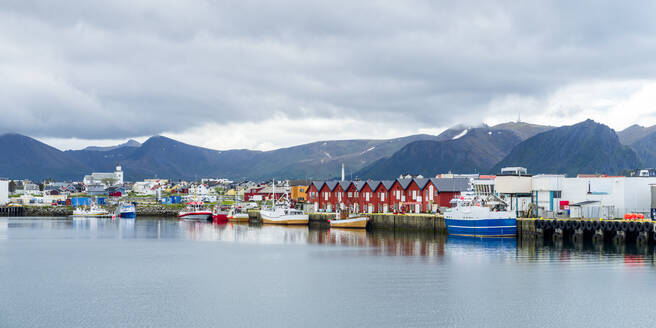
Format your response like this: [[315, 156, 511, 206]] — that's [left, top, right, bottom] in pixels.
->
[[2, 1, 656, 151]]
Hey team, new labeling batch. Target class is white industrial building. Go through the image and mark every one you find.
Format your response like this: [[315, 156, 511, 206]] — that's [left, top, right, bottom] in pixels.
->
[[492, 167, 656, 219], [0, 179, 8, 205], [561, 176, 656, 219], [501, 172, 656, 219], [532, 174, 565, 215], [495, 174, 533, 216]]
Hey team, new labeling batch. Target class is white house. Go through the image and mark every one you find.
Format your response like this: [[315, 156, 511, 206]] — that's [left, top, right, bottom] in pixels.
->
[[84, 164, 124, 187], [188, 184, 210, 196], [16, 183, 41, 196], [132, 181, 157, 195], [0, 179, 8, 205]]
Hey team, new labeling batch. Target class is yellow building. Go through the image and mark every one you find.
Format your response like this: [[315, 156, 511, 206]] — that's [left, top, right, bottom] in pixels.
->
[[290, 180, 311, 203]]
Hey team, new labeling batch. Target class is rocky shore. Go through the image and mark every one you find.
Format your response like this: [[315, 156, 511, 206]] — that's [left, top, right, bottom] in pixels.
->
[[23, 206, 73, 217], [21, 204, 181, 217]]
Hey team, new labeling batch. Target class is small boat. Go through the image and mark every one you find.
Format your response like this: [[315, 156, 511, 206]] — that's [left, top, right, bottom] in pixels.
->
[[178, 201, 212, 221], [260, 179, 308, 225], [329, 209, 368, 229], [228, 206, 249, 222], [72, 203, 110, 217], [444, 192, 517, 237], [212, 205, 229, 223], [261, 206, 309, 225], [116, 202, 136, 219]]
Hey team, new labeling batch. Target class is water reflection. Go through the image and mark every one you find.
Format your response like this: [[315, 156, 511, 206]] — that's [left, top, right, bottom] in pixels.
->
[[2, 217, 656, 266]]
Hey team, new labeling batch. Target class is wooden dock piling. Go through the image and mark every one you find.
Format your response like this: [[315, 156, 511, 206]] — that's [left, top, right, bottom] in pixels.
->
[[0, 206, 24, 217]]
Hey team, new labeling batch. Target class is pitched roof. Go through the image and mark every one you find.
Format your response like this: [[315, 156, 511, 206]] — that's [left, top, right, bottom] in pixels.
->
[[324, 181, 339, 191], [397, 178, 414, 189], [366, 180, 381, 191], [380, 180, 395, 190], [338, 181, 352, 190], [430, 178, 470, 192], [310, 181, 325, 190], [414, 178, 430, 189], [354, 181, 367, 191]]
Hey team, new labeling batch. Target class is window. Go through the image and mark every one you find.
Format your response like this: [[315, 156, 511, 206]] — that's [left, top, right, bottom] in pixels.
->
[[553, 191, 562, 198], [348, 192, 352, 197], [300, 188, 304, 192]]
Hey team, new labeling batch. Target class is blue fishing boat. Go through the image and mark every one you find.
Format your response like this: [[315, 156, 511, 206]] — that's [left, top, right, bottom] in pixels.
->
[[444, 192, 516, 237], [117, 203, 136, 219]]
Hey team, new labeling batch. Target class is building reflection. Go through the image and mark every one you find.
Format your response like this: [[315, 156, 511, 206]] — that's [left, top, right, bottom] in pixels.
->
[[308, 229, 447, 258], [4, 217, 656, 266]]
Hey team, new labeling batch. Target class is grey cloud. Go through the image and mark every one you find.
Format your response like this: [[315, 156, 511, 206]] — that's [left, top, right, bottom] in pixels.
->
[[2, 0, 656, 139]]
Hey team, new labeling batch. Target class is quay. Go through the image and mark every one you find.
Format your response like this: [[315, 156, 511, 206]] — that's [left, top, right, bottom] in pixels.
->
[[0, 206, 24, 217], [517, 218, 656, 245], [5, 206, 656, 245]]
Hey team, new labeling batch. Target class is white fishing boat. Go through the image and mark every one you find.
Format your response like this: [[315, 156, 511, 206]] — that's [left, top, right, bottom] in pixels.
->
[[178, 201, 212, 221], [72, 203, 110, 218], [260, 180, 308, 225], [329, 209, 368, 229]]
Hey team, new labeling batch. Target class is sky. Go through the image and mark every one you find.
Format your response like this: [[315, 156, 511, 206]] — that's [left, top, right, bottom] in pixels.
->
[[2, 1, 656, 151]]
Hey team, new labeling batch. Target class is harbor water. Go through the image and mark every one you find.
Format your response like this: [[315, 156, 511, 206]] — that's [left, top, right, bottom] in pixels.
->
[[1, 217, 655, 327]]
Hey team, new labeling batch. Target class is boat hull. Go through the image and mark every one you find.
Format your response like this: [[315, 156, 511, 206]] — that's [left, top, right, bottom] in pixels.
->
[[445, 218, 517, 237], [228, 214, 249, 222], [212, 213, 229, 223], [178, 212, 212, 221], [119, 212, 136, 219], [261, 215, 309, 225], [330, 217, 368, 229]]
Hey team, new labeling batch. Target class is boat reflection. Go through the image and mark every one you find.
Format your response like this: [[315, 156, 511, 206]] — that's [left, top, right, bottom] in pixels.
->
[[3, 217, 656, 265]]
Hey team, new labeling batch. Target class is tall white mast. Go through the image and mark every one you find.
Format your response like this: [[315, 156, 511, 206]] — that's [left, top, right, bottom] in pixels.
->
[[272, 179, 275, 207]]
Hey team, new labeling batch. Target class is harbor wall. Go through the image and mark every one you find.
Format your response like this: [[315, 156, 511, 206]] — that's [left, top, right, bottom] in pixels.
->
[[307, 212, 445, 232], [135, 205, 179, 217], [23, 206, 72, 216], [517, 217, 656, 245]]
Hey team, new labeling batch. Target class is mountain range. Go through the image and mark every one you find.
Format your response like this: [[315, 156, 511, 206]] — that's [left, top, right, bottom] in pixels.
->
[[1, 120, 653, 181]]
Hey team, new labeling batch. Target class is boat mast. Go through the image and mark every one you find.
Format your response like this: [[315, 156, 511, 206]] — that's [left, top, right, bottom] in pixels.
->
[[272, 179, 276, 208]]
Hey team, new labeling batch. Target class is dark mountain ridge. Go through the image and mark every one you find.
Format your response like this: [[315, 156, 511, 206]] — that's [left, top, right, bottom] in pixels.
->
[[356, 128, 522, 179], [492, 120, 640, 176]]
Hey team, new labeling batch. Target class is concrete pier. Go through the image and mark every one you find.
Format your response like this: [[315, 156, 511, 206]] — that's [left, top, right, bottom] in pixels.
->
[[306, 212, 446, 232], [518, 218, 656, 245]]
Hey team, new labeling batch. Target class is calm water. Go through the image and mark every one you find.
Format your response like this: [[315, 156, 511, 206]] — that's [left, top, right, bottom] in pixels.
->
[[1, 217, 655, 328]]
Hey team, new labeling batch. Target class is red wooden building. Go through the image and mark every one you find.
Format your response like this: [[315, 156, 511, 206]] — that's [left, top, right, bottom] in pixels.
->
[[306, 177, 468, 214], [307, 181, 324, 211], [430, 178, 469, 207]]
